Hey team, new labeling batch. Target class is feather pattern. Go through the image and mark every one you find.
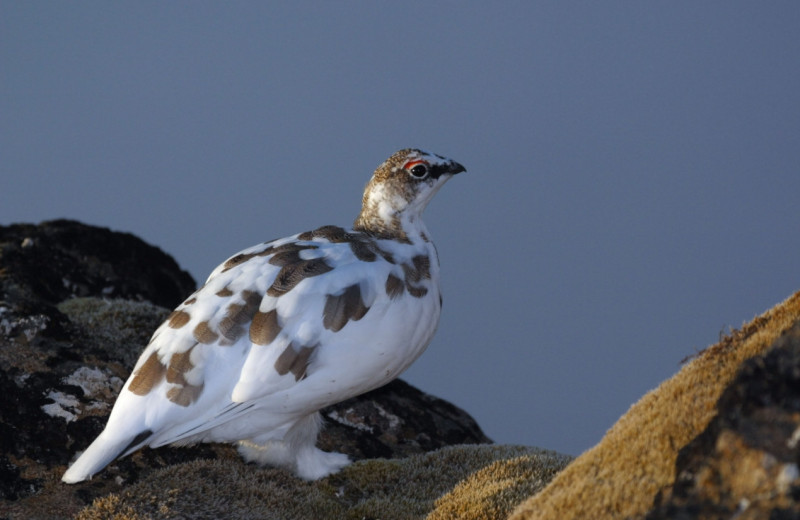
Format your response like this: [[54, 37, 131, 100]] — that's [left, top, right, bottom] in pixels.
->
[[62, 149, 465, 483]]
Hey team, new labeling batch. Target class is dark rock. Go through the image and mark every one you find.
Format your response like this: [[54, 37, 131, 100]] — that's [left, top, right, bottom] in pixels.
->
[[0, 220, 490, 519], [321, 378, 491, 461], [0, 219, 196, 311], [647, 320, 800, 520]]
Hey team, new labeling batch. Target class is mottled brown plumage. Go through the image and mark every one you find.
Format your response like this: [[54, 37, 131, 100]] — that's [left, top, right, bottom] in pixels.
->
[[63, 149, 465, 485]]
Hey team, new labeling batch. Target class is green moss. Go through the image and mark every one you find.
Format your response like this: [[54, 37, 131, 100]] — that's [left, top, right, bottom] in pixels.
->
[[76, 445, 571, 520]]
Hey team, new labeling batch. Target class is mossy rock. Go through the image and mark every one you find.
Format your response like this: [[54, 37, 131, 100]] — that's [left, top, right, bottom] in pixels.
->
[[75, 445, 572, 520]]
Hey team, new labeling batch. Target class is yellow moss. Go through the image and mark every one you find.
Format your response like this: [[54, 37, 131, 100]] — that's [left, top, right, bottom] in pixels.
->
[[428, 450, 571, 520], [509, 290, 800, 520], [75, 495, 147, 520], [336, 445, 569, 519]]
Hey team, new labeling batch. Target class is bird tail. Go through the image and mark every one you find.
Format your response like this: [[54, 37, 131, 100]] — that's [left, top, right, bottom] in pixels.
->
[[62, 429, 151, 484]]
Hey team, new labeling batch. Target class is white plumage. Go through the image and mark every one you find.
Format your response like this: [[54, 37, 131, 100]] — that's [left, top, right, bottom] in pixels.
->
[[62, 149, 465, 483]]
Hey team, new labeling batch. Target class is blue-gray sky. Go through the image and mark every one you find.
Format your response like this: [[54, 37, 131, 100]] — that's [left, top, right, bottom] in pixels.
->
[[2, 2, 799, 456]]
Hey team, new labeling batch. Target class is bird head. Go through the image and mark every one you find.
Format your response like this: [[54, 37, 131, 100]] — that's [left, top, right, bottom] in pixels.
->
[[354, 149, 465, 240]]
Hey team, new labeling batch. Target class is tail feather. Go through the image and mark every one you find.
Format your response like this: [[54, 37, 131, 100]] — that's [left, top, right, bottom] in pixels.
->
[[62, 430, 151, 484]]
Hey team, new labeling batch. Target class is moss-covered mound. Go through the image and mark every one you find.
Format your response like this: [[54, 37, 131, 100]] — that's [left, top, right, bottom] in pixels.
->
[[75, 445, 571, 520]]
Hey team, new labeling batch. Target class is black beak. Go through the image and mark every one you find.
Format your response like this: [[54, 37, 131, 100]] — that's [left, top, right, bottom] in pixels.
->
[[430, 160, 466, 179], [448, 161, 466, 175]]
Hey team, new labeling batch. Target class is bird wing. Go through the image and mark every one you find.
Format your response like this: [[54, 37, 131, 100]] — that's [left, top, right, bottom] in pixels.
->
[[116, 228, 404, 442], [228, 237, 391, 404]]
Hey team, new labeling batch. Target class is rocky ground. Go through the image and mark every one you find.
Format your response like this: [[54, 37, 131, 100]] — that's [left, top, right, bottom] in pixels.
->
[[0, 220, 503, 519], [3, 220, 800, 519]]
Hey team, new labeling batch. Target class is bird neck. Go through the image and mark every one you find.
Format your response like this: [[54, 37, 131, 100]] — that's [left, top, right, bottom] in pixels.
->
[[353, 202, 429, 245]]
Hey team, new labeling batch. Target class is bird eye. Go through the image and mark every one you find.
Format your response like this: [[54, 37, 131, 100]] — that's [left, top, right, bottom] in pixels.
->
[[405, 160, 429, 178], [410, 164, 428, 177]]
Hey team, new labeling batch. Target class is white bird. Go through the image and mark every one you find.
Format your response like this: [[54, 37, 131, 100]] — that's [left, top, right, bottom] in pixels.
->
[[62, 149, 465, 483]]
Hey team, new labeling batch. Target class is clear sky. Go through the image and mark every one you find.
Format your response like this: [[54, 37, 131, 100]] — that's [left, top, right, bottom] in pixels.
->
[[2, 2, 799, 456]]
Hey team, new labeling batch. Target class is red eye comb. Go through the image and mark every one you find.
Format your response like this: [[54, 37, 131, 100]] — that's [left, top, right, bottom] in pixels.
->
[[403, 159, 428, 170]]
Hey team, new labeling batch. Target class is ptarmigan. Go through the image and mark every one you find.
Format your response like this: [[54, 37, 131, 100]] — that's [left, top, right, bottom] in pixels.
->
[[62, 148, 465, 483]]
